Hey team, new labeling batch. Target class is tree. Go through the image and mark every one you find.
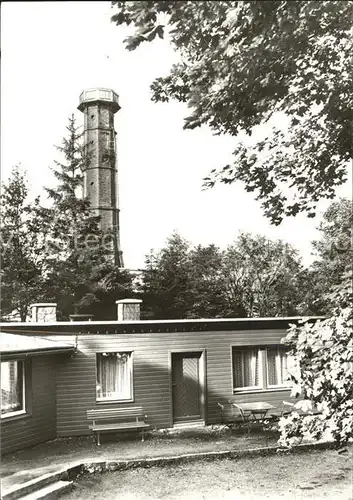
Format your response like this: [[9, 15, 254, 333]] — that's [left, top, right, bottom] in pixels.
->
[[141, 231, 307, 319], [142, 238, 241, 319], [277, 200, 352, 448], [222, 233, 307, 317], [42, 116, 133, 320], [141, 232, 195, 319], [0, 166, 44, 321], [278, 275, 353, 448], [111, 1, 352, 224], [304, 198, 352, 315], [189, 243, 237, 318]]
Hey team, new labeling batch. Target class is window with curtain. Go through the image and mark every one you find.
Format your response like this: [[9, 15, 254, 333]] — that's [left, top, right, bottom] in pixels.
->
[[232, 347, 290, 392], [1, 360, 25, 417], [232, 348, 260, 389], [96, 352, 132, 401], [266, 348, 289, 387]]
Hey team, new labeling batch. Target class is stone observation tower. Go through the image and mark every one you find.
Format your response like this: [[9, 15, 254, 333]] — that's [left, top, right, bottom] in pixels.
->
[[78, 88, 123, 267]]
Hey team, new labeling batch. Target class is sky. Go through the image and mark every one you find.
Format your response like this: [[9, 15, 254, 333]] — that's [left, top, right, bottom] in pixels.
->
[[1, 1, 352, 270]]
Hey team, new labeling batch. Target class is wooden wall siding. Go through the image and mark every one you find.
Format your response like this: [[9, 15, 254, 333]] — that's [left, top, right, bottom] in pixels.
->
[[1, 356, 57, 455], [54, 328, 292, 437]]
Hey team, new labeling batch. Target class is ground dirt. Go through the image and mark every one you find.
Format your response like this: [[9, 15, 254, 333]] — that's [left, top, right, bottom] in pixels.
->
[[0, 426, 277, 482], [65, 446, 353, 500]]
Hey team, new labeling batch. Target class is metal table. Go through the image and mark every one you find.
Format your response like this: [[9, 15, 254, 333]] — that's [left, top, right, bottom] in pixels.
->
[[235, 401, 275, 419], [231, 402, 276, 432]]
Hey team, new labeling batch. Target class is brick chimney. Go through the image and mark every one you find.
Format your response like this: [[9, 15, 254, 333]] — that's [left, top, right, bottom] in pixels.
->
[[116, 299, 142, 321], [31, 303, 57, 323]]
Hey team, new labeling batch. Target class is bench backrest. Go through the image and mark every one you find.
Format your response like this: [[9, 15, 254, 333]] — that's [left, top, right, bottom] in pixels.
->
[[87, 407, 146, 422]]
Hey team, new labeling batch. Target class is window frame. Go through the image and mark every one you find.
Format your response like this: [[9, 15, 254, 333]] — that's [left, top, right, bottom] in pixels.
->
[[95, 351, 134, 404], [232, 345, 291, 394], [232, 348, 263, 391], [1, 359, 26, 419]]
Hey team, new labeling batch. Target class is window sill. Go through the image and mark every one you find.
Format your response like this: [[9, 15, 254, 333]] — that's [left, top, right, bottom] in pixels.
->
[[233, 387, 291, 395], [96, 398, 134, 405], [1, 410, 28, 422]]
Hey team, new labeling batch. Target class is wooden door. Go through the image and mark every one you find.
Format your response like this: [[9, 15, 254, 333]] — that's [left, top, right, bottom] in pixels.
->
[[172, 352, 203, 423]]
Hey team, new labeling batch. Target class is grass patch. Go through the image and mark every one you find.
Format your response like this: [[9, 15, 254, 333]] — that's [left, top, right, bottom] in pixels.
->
[[65, 446, 352, 500]]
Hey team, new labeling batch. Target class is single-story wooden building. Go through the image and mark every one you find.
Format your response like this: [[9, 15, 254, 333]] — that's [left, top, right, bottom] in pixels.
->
[[0, 332, 75, 454], [1, 301, 322, 454]]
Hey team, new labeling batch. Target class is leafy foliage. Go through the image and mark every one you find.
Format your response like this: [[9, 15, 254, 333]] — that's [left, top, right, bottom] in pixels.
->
[[222, 233, 307, 317], [141, 232, 195, 319], [112, 1, 352, 224], [140, 231, 307, 319], [305, 198, 352, 315], [189, 243, 239, 318], [276, 198, 352, 447], [279, 296, 353, 448], [0, 166, 45, 320]]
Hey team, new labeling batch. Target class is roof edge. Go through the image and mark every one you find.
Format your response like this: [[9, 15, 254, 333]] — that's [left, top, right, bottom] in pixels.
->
[[0, 316, 326, 328]]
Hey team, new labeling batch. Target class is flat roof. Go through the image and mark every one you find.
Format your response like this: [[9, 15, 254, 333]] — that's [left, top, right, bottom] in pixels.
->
[[0, 316, 324, 327], [0, 332, 75, 357], [0, 316, 325, 336]]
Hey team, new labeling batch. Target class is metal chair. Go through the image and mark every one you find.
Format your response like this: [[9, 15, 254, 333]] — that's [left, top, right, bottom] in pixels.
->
[[217, 401, 246, 430], [228, 401, 252, 434]]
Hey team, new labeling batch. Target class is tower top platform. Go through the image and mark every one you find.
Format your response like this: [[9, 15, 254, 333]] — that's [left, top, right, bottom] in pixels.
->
[[78, 88, 120, 113]]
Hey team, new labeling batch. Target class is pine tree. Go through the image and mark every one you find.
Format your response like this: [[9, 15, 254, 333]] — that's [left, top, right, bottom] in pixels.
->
[[42, 115, 133, 320], [141, 232, 196, 319]]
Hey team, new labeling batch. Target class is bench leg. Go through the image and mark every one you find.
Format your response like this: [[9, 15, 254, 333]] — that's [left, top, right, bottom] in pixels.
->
[[97, 432, 101, 446], [141, 429, 144, 442]]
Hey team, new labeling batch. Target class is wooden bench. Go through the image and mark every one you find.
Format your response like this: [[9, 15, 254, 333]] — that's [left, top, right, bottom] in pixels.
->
[[87, 407, 150, 446]]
